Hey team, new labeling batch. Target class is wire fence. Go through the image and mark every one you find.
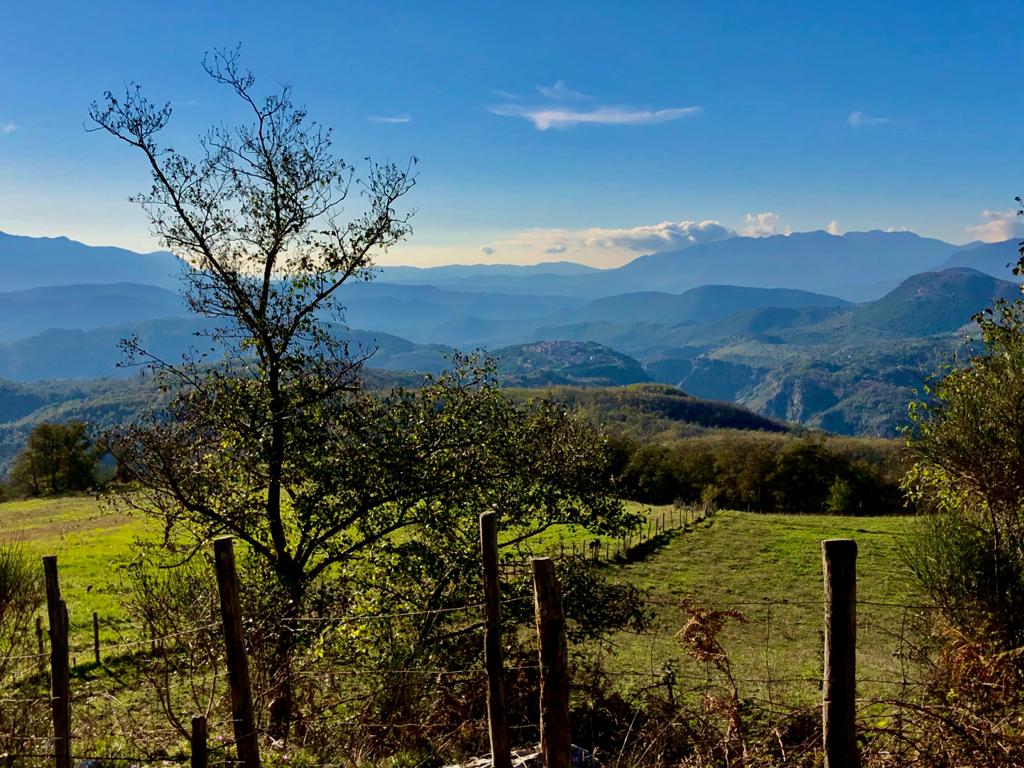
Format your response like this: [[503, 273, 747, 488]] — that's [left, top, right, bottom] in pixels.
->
[[0, 517, 958, 768]]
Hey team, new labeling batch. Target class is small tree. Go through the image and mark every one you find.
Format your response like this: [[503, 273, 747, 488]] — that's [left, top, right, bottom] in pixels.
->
[[8, 421, 98, 497], [91, 49, 632, 735]]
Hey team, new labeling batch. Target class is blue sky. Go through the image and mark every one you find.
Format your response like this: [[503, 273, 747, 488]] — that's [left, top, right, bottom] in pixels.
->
[[1, 0, 1022, 267]]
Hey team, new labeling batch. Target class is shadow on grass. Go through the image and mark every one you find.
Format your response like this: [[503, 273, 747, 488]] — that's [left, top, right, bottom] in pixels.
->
[[608, 513, 718, 565]]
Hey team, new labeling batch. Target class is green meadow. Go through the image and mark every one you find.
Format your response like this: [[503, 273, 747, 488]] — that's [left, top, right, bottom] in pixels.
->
[[1, 497, 923, 706]]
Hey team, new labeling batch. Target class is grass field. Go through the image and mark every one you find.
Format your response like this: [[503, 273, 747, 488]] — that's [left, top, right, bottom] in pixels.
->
[[0, 497, 924, 707], [0, 495, 151, 647], [521, 504, 923, 705]]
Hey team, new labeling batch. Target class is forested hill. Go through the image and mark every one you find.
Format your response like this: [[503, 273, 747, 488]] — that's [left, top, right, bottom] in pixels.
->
[[0, 375, 788, 473], [505, 383, 790, 439]]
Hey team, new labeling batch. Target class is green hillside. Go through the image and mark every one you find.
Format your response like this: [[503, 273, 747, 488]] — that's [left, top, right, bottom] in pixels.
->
[[506, 383, 790, 439]]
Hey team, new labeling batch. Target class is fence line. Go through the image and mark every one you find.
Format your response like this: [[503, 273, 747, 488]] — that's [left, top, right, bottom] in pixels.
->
[[0, 521, 958, 768]]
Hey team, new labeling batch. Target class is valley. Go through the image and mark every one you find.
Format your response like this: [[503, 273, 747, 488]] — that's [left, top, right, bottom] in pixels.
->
[[0, 229, 1018, 449]]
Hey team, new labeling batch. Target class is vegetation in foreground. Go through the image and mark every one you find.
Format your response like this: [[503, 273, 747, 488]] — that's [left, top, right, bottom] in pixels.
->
[[1, 495, 924, 763]]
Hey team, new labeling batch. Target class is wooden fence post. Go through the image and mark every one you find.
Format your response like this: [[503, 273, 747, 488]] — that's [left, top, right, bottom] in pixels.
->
[[213, 538, 261, 768], [43, 556, 71, 768], [822, 539, 858, 768], [92, 612, 100, 665], [531, 557, 571, 768], [191, 714, 208, 768], [480, 512, 512, 768]]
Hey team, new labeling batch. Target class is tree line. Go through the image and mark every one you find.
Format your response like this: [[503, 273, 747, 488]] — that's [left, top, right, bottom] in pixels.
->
[[608, 431, 909, 515]]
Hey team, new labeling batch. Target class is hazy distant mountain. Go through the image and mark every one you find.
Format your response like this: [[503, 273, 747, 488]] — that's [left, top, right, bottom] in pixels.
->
[[540, 268, 1014, 354], [0, 230, 1009, 436], [379, 261, 599, 282], [0, 283, 187, 339], [554, 285, 850, 326], [531, 268, 1012, 435], [376, 230, 967, 300], [938, 239, 1021, 280], [0, 229, 976, 307], [850, 268, 1018, 336], [0, 232, 182, 290], [612, 230, 961, 300], [0, 318, 455, 381], [334, 282, 585, 345]]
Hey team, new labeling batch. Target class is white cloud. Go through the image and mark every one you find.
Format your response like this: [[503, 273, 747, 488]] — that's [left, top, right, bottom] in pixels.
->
[[826, 220, 842, 236], [536, 80, 590, 100], [966, 210, 1024, 243], [491, 104, 702, 130], [741, 212, 790, 237], [492, 219, 733, 267], [2, 121, 17, 135], [848, 111, 897, 128], [479, 245, 495, 255], [367, 114, 411, 124], [576, 220, 731, 251]]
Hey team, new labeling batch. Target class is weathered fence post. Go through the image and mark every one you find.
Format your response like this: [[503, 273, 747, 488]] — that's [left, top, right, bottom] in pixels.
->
[[822, 539, 858, 768], [191, 714, 208, 768], [92, 611, 100, 665], [531, 557, 571, 768], [43, 556, 71, 768], [480, 512, 512, 768], [213, 538, 261, 768]]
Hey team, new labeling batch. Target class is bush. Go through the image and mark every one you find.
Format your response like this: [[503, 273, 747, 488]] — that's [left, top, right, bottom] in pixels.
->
[[905, 298, 1024, 650]]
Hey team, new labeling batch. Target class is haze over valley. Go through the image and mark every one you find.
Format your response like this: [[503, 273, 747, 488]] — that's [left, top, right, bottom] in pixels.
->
[[1, 227, 1017, 448]]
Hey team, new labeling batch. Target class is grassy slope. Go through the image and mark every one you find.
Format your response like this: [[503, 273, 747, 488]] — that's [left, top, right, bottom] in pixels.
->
[[526, 505, 921, 705], [606, 510, 920, 705], [0, 496, 150, 646], [1, 498, 923, 708]]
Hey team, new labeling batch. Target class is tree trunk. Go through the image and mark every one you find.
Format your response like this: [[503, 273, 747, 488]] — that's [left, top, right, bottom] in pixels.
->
[[266, 568, 303, 742]]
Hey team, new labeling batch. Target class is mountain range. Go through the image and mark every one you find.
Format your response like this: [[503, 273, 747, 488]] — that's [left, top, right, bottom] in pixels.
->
[[0, 229, 1020, 438]]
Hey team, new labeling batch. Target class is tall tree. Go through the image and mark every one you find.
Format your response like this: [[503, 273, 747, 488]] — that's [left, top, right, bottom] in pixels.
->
[[90, 49, 631, 736], [9, 422, 97, 497]]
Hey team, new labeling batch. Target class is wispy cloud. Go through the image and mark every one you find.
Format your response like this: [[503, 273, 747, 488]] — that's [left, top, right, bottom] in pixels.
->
[[479, 245, 495, 255], [491, 104, 702, 130], [367, 114, 411, 124], [536, 80, 590, 100], [741, 212, 790, 237], [848, 111, 897, 128], [2, 121, 17, 135], [966, 209, 1024, 243]]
